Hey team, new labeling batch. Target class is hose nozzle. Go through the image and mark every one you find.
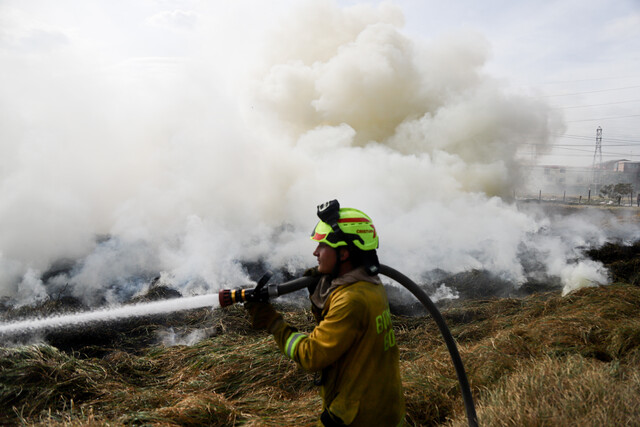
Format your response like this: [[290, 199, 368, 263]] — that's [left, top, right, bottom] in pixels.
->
[[218, 288, 248, 307], [218, 271, 273, 308], [218, 273, 320, 308]]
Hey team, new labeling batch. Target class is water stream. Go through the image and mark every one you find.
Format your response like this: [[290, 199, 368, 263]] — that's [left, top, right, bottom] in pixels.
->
[[0, 293, 220, 336]]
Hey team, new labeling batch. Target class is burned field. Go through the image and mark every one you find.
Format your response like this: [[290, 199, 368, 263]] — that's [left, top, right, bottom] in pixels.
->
[[2, 241, 640, 426]]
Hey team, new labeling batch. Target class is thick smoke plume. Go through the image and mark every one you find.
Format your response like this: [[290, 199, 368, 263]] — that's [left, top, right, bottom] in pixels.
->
[[0, 1, 633, 307]]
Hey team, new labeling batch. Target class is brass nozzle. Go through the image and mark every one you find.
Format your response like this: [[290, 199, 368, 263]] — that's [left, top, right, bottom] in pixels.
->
[[218, 289, 247, 307]]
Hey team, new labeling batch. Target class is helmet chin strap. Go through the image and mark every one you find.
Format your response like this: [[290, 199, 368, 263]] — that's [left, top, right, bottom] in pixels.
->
[[331, 248, 342, 279], [330, 246, 353, 278], [317, 200, 346, 279]]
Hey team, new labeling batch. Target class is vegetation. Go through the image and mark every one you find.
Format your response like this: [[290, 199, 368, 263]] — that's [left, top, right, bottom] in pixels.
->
[[2, 243, 640, 426], [599, 183, 633, 201]]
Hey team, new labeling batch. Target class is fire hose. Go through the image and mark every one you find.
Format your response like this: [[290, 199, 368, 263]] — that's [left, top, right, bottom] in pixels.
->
[[219, 264, 478, 427]]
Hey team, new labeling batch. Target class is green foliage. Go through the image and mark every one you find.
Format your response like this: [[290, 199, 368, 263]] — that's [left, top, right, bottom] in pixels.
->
[[599, 183, 633, 200]]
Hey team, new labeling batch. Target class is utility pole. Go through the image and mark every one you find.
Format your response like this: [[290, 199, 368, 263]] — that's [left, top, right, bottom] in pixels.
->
[[592, 126, 602, 168], [592, 126, 602, 192]]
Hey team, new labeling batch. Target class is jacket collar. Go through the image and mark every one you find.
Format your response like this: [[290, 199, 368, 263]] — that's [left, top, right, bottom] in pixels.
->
[[310, 266, 382, 310]]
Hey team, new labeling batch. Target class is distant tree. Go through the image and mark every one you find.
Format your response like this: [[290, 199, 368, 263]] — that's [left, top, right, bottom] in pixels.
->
[[614, 183, 633, 197], [600, 183, 632, 200], [599, 184, 613, 198]]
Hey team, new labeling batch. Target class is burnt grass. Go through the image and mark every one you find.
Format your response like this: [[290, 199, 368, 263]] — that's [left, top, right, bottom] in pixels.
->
[[587, 240, 640, 285], [1, 243, 640, 425]]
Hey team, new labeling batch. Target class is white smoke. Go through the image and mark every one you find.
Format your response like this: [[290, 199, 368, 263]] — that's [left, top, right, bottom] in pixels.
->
[[157, 327, 217, 347], [430, 284, 460, 303], [0, 0, 631, 305], [15, 268, 48, 308]]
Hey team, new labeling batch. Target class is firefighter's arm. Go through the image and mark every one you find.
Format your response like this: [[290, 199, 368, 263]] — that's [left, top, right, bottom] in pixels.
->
[[244, 302, 282, 330], [271, 292, 364, 371]]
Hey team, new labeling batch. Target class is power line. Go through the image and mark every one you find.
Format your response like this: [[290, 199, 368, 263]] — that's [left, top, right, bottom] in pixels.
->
[[534, 152, 634, 158], [531, 147, 638, 157], [530, 143, 640, 148], [535, 141, 633, 149], [548, 147, 631, 156], [551, 99, 640, 109], [520, 140, 640, 148], [540, 75, 640, 85], [519, 143, 635, 155], [551, 133, 640, 143], [566, 114, 640, 123], [542, 85, 640, 97]]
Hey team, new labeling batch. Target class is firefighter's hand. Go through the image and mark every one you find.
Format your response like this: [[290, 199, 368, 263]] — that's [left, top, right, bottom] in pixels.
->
[[244, 302, 281, 331], [304, 266, 323, 295], [303, 266, 320, 277]]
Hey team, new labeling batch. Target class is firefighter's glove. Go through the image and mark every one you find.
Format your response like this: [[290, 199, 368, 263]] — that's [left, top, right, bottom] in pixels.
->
[[304, 266, 322, 294], [244, 301, 281, 331], [304, 266, 320, 277]]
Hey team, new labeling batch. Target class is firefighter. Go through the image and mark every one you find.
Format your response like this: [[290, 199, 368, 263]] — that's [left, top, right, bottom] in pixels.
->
[[245, 201, 405, 426]]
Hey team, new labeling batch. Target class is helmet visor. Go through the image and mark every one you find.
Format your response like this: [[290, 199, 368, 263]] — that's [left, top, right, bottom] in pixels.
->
[[310, 221, 344, 247]]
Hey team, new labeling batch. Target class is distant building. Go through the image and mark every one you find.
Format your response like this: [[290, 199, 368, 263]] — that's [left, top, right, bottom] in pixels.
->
[[602, 160, 640, 186], [524, 165, 589, 195], [613, 161, 640, 174], [599, 159, 629, 171], [521, 160, 640, 198]]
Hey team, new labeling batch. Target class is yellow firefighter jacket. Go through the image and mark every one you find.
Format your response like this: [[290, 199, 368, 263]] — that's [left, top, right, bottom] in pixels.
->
[[270, 269, 405, 426]]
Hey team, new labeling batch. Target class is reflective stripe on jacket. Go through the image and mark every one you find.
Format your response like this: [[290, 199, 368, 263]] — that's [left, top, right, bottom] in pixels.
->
[[271, 277, 405, 426]]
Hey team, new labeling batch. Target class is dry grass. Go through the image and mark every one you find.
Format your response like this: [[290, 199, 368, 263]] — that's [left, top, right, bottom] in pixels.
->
[[447, 354, 640, 427], [394, 283, 640, 426], [0, 306, 320, 426], [2, 284, 640, 426]]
